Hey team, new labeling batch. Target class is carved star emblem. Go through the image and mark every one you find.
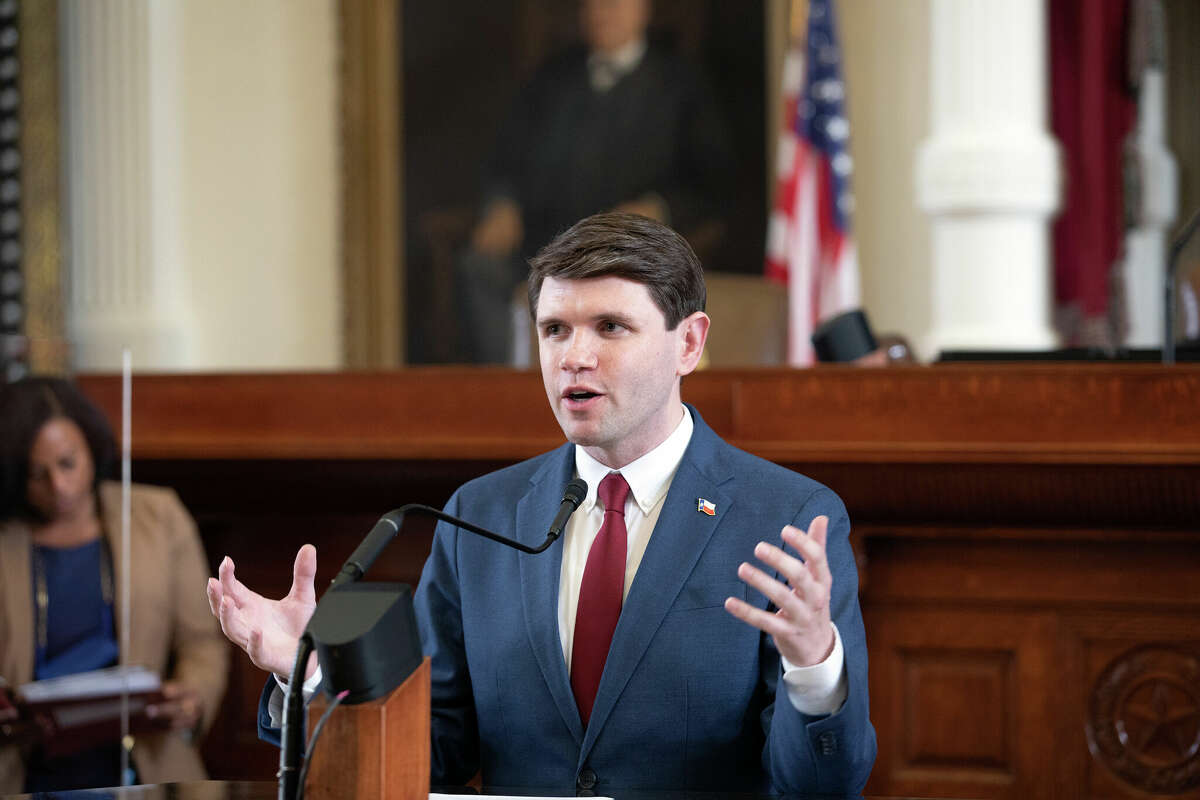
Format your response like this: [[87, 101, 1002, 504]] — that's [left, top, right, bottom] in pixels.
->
[[1117, 677, 1200, 766]]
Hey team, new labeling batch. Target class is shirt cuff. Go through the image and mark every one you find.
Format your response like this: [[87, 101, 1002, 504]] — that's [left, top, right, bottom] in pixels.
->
[[267, 665, 323, 727], [780, 623, 848, 716]]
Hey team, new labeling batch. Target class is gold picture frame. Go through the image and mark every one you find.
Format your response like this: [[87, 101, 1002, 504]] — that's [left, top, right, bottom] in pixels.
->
[[19, 0, 65, 374], [339, 0, 404, 368]]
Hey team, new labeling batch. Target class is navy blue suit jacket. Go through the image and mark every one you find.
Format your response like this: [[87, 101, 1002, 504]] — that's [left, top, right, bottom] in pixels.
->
[[261, 408, 875, 793]]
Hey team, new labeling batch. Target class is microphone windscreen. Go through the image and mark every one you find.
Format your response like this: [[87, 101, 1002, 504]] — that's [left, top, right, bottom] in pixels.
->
[[563, 478, 588, 507]]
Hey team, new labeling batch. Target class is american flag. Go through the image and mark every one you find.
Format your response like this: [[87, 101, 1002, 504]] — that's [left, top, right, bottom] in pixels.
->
[[765, 0, 860, 366]]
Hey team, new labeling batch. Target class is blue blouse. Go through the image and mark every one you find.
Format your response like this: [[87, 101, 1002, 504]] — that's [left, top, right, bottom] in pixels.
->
[[25, 538, 123, 791], [33, 539, 119, 679]]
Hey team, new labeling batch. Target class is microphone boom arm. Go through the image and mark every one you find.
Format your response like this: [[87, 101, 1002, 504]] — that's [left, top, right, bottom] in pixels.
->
[[331, 504, 559, 590]]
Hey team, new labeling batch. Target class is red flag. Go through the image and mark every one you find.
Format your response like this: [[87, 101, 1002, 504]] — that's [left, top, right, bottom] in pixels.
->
[[766, 0, 860, 365]]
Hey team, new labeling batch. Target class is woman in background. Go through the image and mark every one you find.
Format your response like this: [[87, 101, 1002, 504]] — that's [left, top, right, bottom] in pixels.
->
[[0, 377, 227, 792]]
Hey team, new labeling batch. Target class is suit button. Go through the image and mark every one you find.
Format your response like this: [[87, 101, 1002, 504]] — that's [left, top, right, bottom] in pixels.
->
[[577, 767, 597, 790], [818, 731, 837, 756]]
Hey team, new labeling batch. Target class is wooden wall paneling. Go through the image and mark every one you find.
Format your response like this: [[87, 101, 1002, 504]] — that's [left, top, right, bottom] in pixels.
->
[[1065, 613, 1200, 798], [787, 463, 1200, 527], [726, 366, 1200, 462], [70, 368, 1200, 790], [80, 371, 562, 459], [865, 607, 1059, 798], [902, 649, 1015, 772], [859, 530, 1200, 609], [75, 366, 1200, 463], [861, 524, 1200, 799]]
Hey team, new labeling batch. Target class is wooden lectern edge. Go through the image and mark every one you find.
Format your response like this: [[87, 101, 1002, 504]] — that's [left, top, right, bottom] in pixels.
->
[[305, 657, 431, 800]]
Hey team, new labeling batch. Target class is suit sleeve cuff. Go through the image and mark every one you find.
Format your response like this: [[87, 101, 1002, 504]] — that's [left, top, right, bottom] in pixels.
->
[[268, 665, 323, 727], [780, 623, 848, 716]]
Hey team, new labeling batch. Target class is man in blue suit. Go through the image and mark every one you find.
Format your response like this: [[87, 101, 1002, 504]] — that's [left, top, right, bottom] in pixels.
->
[[208, 212, 876, 794]]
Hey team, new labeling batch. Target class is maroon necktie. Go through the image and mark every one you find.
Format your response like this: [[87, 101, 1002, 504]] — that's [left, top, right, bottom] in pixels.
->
[[571, 471, 630, 726]]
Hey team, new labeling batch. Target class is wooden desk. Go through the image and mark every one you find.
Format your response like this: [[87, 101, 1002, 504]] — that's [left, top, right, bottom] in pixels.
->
[[77, 366, 1200, 799]]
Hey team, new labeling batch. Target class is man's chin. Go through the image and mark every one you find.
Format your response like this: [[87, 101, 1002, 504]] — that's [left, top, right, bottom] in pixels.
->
[[563, 429, 598, 446], [557, 419, 604, 447]]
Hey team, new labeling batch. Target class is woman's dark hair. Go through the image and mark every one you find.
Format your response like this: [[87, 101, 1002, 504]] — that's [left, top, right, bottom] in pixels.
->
[[0, 377, 117, 521], [527, 212, 706, 329]]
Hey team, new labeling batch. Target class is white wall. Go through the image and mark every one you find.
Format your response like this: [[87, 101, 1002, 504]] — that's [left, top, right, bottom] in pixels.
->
[[839, 0, 933, 357], [175, 0, 341, 370], [63, 0, 341, 371]]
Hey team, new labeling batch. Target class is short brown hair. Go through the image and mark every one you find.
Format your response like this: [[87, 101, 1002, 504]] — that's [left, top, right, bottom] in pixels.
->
[[527, 212, 706, 329]]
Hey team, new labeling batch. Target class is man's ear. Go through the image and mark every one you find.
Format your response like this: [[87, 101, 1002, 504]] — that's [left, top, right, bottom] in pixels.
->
[[676, 311, 710, 376]]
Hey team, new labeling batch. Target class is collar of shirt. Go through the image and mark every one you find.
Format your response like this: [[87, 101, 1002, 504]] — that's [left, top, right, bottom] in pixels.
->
[[587, 37, 647, 91], [573, 404, 694, 516], [560, 406, 695, 666]]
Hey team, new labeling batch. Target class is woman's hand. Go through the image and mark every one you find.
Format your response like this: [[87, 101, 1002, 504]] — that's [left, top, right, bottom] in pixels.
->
[[145, 681, 203, 731]]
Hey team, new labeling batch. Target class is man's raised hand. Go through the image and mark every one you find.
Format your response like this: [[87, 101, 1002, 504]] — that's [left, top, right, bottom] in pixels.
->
[[724, 515, 836, 667], [206, 544, 319, 679]]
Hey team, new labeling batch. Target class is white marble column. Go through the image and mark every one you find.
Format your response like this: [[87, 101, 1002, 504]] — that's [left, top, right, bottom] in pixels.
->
[[915, 0, 1061, 354], [1121, 0, 1177, 347], [60, 0, 342, 372], [62, 0, 190, 370], [1122, 71, 1177, 347]]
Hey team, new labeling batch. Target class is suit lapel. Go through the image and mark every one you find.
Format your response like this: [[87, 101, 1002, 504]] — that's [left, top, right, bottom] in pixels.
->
[[516, 446, 585, 744], [581, 415, 735, 755]]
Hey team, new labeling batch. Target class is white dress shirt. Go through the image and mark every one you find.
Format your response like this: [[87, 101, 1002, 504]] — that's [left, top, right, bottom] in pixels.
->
[[561, 406, 846, 715], [587, 37, 647, 92]]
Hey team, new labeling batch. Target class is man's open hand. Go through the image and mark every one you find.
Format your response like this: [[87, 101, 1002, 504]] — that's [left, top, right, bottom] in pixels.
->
[[724, 516, 835, 667], [206, 544, 318, 679]]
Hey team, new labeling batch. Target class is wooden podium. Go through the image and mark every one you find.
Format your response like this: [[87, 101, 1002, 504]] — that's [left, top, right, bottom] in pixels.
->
[[303, 658, 430, 800]]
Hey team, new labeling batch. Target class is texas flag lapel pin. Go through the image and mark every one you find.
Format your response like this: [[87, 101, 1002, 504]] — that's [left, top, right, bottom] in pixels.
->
[[697, 498, 717, 516]]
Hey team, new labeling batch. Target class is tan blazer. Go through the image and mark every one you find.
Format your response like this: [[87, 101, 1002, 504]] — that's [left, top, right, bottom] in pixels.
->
[[0, 482, 229, 792]]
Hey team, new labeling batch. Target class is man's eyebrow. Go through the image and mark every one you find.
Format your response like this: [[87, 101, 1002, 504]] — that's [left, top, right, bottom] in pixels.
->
[[535, 311, 637, 327], [597, 311, 637, 327]]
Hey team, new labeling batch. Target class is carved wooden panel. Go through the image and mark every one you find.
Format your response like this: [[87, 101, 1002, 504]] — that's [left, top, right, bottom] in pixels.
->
[[1056, 614, 1200, 799], [902, 649, 1015, 771], [866, 608, 1057, 798], [1087, 646, 1200, 796], [902, 647, 1012, 772], [863, 528, 1200, 799]]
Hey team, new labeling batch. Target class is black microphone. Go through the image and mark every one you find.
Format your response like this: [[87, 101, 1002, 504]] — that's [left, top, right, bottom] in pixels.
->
[[329, 478, 589, 589], [548, 478, 588, 539]]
